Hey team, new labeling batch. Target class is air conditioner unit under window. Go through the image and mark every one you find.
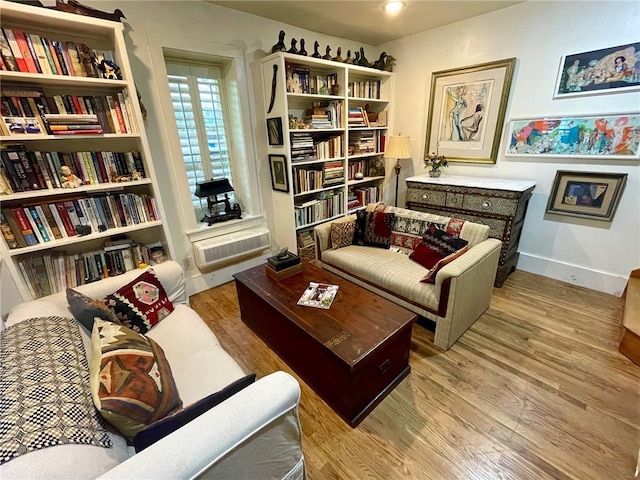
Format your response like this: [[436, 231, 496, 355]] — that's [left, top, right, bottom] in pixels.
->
[[193, 227, 270, 269]]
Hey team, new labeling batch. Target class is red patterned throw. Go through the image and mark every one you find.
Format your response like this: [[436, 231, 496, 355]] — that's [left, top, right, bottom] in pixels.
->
[[354, 210, 395, 249], [410, 225, 469, 283]]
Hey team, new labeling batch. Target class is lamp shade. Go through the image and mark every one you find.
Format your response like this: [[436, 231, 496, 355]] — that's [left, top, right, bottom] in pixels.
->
[[384, 135, 412, 159], [195, 178, 234, 198]]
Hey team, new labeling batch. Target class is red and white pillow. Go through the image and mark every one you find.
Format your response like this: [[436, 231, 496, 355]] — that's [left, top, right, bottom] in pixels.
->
[[410, 225, 469, 283]]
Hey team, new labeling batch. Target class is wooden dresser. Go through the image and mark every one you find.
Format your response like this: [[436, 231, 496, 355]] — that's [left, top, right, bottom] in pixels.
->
[[405, 175, 536, 287]]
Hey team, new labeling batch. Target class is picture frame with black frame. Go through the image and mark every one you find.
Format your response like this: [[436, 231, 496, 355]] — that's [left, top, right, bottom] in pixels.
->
[[546, 170, 627, 222], [267, 117, 284, 146], [269, 154, 289, 192]]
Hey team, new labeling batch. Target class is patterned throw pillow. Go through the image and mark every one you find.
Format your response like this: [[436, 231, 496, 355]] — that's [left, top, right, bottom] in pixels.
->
[[67, 288, 120, 332], [330, 221, 356, 249], [132, 373, 256, 452], [353, 209, 395, 248], [90, 318, 182, 439], [410, 225, 469, 283], [101, 269, 174, 334]]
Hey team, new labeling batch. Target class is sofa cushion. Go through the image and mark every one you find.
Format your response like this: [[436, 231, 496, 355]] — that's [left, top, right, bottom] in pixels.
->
[[410, 225, 469, 283], [330, 220, 356, 249], [102, 269, 174, 334], [132, 373, 256, 452], [67, 287, 120, 332], [90, 318, 182, 439], [354, 210, 395, 249]]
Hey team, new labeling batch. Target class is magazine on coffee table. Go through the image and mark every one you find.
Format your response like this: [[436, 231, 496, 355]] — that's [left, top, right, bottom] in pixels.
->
[[297, 282, 339, 309]]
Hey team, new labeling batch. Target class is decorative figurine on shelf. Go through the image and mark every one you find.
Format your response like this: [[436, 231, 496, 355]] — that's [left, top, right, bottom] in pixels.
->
[[97, 58, 122, 80], [332, 47, 344, 63], [77, 42, 99, 77], [373, 52, 388, 70], [311, 41, 321, 58], [354, 51, 360, 64], [277, 247, 289, 260], [358, 47, 370, 67], [385, 55, 396, 72], [48, 0, 126, 23], [271, 30, 286, 53], [298, 39, 307, 56], [287, 38, 298, 54], [322, 46, 332, 60], [60, 165, 82, 188], [345, 50, 353, 64], [354, 171, 364, 180]]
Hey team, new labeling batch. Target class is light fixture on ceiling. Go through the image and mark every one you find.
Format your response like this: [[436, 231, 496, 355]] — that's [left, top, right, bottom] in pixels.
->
[[383, 0, 406, 15]]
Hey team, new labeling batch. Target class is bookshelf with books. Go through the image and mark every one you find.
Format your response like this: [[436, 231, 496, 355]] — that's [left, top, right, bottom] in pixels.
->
[[257, 51, 392, 253], [0, 1, 172, 301]]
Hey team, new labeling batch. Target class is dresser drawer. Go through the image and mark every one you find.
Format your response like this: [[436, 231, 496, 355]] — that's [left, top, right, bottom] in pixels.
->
[[462, 194, 519, 216], [406, 187, 446, 206]]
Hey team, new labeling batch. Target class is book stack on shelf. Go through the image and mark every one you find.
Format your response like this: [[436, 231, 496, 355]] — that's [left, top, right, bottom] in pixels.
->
[[290, 132, 315, 162], [348, 131, 377, 155], [322, 160, 344, 187], [0, 27, 110, 78], [265, 250, 303, 280], [353, 185, 379, 207], [11, 237, 165, 299], [0, 143, 146, 193], [294, 189, 344, 228], [347, 107, 369, 128], [315, 135, 342, 160], [43, 113, 102, 135]]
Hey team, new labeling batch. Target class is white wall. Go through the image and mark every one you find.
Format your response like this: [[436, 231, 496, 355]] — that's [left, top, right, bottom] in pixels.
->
[[382, 0, 640, 295]]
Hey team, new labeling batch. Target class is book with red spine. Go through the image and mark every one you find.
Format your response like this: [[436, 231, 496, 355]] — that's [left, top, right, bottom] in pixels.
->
[[23, 33, 42, 74], [105, 95, 125, 133], [2, 29, 27, 72], [10, 207, 38, 245], [11, 30, 38, 73], [54, 202, 77, 237]]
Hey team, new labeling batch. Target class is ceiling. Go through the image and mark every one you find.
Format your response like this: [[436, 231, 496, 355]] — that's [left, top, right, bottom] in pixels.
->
[[207, 1, 524, 46]]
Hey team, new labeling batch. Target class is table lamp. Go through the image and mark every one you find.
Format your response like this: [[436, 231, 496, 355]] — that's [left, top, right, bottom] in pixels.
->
[[384, 135, 412, 207], [195, 178, 235, 225]]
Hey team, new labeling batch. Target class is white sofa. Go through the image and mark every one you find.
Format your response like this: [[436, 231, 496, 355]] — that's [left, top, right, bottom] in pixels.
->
[[0, 261, 305, 480], [315, 204, 502, 350]]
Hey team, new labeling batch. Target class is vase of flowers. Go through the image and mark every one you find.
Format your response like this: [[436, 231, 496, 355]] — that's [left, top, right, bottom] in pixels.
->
[[424, 144, 448, 178]]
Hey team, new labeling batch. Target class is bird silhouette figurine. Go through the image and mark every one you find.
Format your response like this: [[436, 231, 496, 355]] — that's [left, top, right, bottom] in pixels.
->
[[287, 39, 298, 54], [333, 47, 344, 63], [298, 39, 308, 56], [311, 41, 321, 58], [373, 52, 388, 70], [345, 50, 353, 64], [49, 0, 125, 22], [322, 46, 332, 60], [354, 51, 361, 64], [358, 47, 370, 67], [271, 30, 286, 53], [384, 55, 396, 72]]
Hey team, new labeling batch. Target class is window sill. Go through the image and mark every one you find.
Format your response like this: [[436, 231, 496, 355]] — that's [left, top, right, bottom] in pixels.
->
[[186, 214, 267, 244]]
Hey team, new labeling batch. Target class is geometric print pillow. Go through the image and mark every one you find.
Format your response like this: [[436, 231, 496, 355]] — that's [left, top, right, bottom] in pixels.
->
[[330, 220, 356, 249], [353, 210, 395, 249], [67, 287, 120, 333], [410, 224, 469, 283], [101, 269, 174, 334], [90, 318, 182, 439]]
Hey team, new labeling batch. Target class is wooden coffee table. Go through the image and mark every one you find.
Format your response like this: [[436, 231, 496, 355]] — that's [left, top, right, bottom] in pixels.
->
[[233, 262, 417, 427]]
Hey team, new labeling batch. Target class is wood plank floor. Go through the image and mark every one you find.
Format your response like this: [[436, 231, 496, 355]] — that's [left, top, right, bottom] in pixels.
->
[[190, 269, 639, 480]]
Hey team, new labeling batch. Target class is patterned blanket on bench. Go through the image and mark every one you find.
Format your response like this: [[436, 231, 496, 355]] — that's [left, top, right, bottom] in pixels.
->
[[0, 316, 111, 465]]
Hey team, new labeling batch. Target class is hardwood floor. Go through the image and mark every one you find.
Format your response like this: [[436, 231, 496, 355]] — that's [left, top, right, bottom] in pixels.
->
[[190, 269, 638, 479]]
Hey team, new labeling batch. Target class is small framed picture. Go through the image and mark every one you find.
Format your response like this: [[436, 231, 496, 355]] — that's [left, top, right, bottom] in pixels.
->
[[267, 117, 284, 146], [269, 154, 289, 192], [546, 170, 627, 221]]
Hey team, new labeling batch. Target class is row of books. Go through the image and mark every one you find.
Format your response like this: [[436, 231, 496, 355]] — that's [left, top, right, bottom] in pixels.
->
[[294, 189, 345, 227], [348, 130, 382, 155], [1, 193, 159, 249], [351, 186, 379, 209], [1, 85, 136, 136], [0, 144, 145, 194], [292, 166, 324, 194], [285, 63, 339, 95], [16, 241, 163, 298], [291, 133, 343, 163], [347, 107, 370, 127], [0, 27, 112, 78], [322, 160, 345, 187], [347, 80, 381, 99]]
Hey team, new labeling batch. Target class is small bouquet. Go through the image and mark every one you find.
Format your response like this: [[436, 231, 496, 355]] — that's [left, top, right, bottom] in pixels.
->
[[424, 143, 448, 174]]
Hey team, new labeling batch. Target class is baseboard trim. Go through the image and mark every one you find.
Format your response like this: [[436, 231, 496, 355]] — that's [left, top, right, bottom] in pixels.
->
[[517, 253, 628, 297]]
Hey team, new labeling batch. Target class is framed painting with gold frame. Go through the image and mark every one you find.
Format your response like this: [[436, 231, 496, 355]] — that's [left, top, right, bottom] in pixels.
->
[[424, 58, 516, 164], [546, 170, 627, 221]]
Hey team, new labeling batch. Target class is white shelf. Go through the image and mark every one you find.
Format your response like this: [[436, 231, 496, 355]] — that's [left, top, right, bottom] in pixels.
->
[[0, 179, 152, 201]]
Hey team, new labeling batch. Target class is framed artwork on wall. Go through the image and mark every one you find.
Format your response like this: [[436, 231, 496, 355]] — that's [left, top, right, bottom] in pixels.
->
[[554, 42, 640, 98], [269, 154, 289, 192], [505, 113, 640, 159], [267, 117, 284, 146], [546, 171, 627, 221], [424, 57, 515, 164]]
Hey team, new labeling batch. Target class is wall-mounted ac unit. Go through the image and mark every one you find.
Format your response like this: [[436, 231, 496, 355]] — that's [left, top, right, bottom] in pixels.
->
[[193, 227, 270, 269]]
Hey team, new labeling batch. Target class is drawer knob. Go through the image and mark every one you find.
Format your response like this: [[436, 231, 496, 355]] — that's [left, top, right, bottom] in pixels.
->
[[481, 200, 492, 210], [422, 193, 429, 201]]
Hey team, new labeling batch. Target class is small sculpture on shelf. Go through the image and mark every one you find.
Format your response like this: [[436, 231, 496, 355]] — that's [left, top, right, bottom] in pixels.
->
[[311, 41, 321, 58], [373, 52, 388, 70], [322, 46, 332, 60], [60, 165, 82, 188], [385, 55, 396, 72], [97, 58, 121, 80], [77, 43, 99, 77], [287, 39, 298, 54], [345, 50, 353, 64], [47, 0, 125, 23], [271, 30, 286, 53], [354, 51, 360, 64], [332, 47, 344, 63], [298, 39, 308, 56], [358, 47, 369, 67]]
